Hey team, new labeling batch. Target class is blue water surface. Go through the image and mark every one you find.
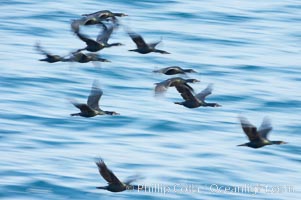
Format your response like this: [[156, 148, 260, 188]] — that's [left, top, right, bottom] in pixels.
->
[[0, 0, 300, 199]]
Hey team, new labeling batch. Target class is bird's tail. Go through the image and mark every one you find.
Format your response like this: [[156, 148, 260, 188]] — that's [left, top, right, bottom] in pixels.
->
[[174, 102, 183, 105]]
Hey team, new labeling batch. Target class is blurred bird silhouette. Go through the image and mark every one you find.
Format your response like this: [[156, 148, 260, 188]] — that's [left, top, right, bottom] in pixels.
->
[[69, 80, 119, 117], [154, 77, 199, 96], [95, 158, 142, 192], [35, 42, 67, 63], [174, 83, 221, 108], [238, 116, 287, 148], [71, 23, 123, 53], [153, 66, 197, 75], [65, 52, 110, 63], [126, 28, 170, 54]]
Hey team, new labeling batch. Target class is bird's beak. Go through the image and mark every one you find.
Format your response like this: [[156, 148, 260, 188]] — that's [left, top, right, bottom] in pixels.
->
[[215, 104, 222, 107], [237, 143, 247, 147]]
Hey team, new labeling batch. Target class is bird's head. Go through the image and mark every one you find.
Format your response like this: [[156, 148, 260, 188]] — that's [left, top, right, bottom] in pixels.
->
[[114, 13, 128, 17], [272, 141, 287, 145], [115, 43, 124, 46], [101, 59, 111, 62], [107, 111, 120, 115], [186, 69, 197, 73], [186, 79, 200, 83]]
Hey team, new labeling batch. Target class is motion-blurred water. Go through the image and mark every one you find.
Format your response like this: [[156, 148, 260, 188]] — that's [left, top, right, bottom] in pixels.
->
[[0, 0, 300, 199]]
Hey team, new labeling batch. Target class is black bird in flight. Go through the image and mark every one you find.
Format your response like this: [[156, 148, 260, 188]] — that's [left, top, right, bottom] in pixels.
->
[[153, 66, 197, 75], [238, 116, 287, 148], [69, 80, 119, 117], [174, 83, 221, 108], [126, 29, 170, 54], [72, 23, 123, 53], [95, 159, 142, 192], [35, 42, 66, 63]]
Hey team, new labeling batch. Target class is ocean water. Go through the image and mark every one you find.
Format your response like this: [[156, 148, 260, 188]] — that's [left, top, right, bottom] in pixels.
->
[[0, 0, 300, 199]]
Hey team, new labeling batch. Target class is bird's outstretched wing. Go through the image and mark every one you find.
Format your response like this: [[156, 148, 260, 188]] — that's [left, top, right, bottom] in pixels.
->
[[96, 159, 123, 186], [71, 19, 81, 33], [87, 80, 103, 111], [239, 116, 261, 142], [124, 174, 142, 185], [77, 31, 98, 45], [71, 25, 99, 47], [127, 30, 148, 49], [258, 116, 273, 139], [154, 79, 173, 95], [69, 98, 94, 113], [174, 84, 197, 101], [96, 23, 114, 44], [35, 42, 50, 56], [195, 83, 213, 102], [149, 39, 162, 48]]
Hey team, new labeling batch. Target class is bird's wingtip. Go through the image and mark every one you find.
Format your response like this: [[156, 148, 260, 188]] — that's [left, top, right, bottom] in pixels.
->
[[95, 157, 104, 164]]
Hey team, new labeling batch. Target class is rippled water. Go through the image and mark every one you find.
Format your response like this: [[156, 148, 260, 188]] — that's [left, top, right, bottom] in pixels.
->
[[0, 0, 301, 199]]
